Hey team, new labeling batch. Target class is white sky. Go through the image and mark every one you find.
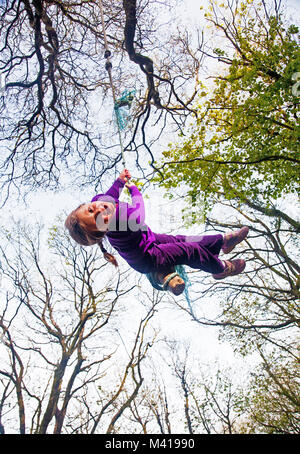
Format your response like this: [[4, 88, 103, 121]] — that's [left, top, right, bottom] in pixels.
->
[[1, 0, 299, 416]]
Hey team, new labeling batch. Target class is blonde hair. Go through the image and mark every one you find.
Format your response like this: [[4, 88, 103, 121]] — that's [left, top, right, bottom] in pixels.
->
[[64, 204, 118, 267]]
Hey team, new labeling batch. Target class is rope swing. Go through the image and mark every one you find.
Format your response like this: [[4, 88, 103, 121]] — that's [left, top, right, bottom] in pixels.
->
[[98, 0, 127, 168]]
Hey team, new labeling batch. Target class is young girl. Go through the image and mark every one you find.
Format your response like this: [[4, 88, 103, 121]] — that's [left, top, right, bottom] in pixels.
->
[[65, 169, 249, 295]]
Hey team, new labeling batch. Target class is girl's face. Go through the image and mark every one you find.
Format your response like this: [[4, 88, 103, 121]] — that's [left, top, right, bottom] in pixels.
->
[[77, 201, 116, 234]]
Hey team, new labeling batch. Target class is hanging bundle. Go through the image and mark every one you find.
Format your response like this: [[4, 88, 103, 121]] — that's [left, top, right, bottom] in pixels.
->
[[114, 89, 136, 130], [146, 265, 193, 311]]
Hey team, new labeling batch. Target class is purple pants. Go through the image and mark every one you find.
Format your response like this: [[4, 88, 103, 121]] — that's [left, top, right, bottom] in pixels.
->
[[131, 233, 225, 275]]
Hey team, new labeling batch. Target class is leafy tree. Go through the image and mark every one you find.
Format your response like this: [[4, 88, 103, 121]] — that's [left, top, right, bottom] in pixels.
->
[[158, 0, 300, 206], [152, 341, 245, 434], [240, 348, 300, 433]]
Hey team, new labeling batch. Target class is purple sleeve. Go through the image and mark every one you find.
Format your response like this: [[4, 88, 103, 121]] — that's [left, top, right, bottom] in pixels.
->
[[128, 185, 145, 226], [91, 178, 125, 203], [105, 178, 126, 200]]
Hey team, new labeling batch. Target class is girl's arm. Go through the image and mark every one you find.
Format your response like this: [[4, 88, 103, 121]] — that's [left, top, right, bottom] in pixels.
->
[[92, 170, 131, 203], [126, 182, 146, 227], [105, 169, 131, 200], [104, 178, 125, 201]]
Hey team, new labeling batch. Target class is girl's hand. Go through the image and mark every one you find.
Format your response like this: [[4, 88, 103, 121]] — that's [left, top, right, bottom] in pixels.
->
[[125, 181, 135, 188], [119, 169, 131, 182]]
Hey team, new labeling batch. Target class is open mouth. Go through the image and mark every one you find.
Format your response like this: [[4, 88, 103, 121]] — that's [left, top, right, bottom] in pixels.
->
[[95, 206, 112, 229]]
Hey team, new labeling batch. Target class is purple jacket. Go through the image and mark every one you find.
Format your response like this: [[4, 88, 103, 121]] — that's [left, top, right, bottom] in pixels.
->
[[91, 178, 156, 270]]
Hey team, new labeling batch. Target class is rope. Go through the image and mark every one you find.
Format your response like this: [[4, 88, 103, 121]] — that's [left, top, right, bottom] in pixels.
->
[[98, 0, 126, 168]]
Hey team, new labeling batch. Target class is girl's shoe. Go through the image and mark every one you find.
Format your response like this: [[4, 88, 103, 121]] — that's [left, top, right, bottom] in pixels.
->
[[213, 259, 246, 280], [222, 226, 249, 254], [157, 271, 185, 296]]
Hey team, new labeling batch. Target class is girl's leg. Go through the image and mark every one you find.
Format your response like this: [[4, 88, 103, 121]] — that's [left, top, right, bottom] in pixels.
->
[[152, 232, 187, 245], [213, 259, 245, 280], [154, 232, 223, 255], [222, 226, 249, 254], [149, 233, 225, 275]]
